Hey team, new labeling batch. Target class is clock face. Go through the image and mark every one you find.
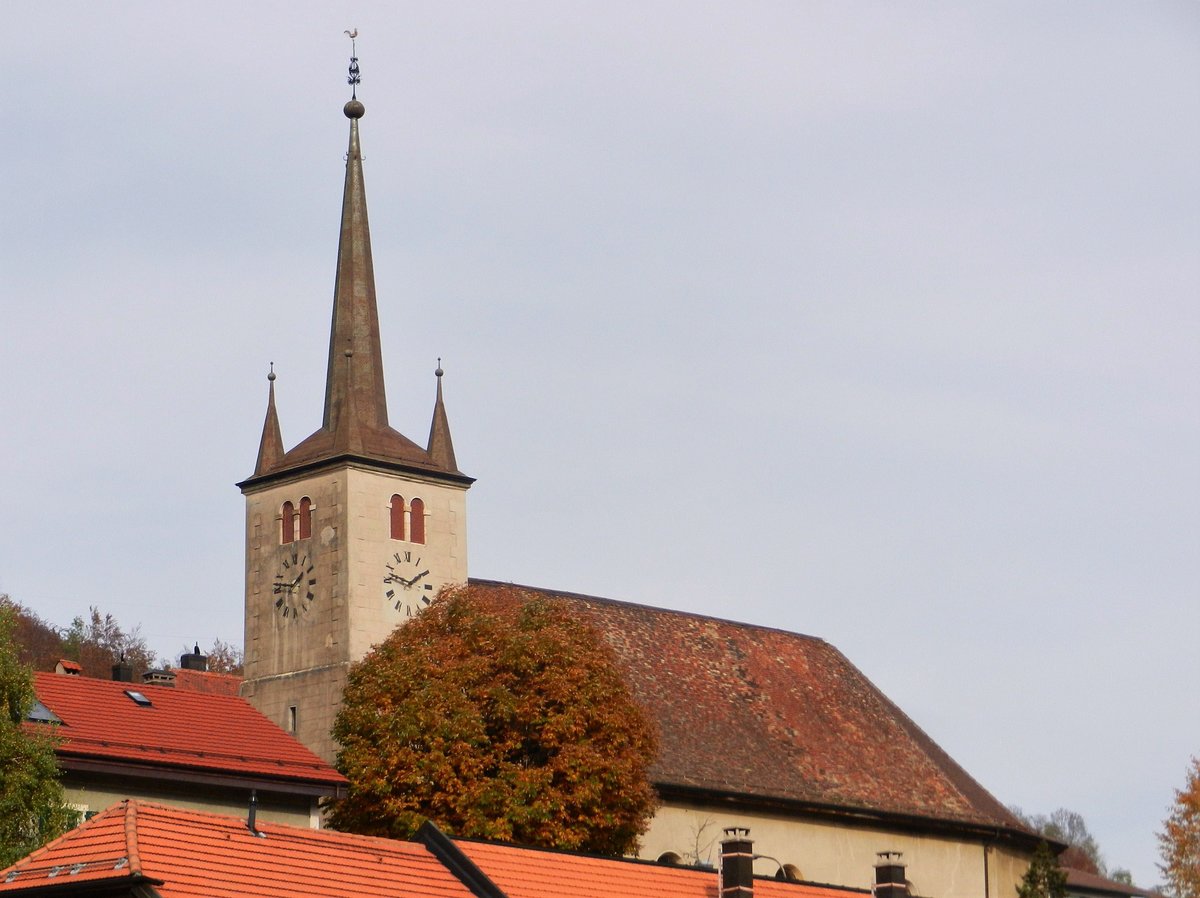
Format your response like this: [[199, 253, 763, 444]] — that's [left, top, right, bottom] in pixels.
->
[[383, 549, 436, 617], [273, 548, 316, 619]]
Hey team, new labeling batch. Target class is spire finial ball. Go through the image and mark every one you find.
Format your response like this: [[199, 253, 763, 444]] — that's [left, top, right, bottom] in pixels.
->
[[344, 99, 365, 119], [436, 357, 444, 378]]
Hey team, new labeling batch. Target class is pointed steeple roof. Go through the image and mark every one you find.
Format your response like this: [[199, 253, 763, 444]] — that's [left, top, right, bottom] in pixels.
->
[[253, 365, 285, 477], [426, 362, 459, 473], [240, 95, 471, 490], [322, 103, 387, 435]]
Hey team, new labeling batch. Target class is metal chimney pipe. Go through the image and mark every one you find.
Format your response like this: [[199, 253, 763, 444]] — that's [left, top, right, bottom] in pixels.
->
[[720, 827, 754, 898], [875, 851, 908, 898]]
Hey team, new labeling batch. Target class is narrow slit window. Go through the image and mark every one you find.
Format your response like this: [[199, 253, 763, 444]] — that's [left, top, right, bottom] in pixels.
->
[[287, 705, 298, 733], [298, 497, 312, 540], [281, 501, 295, 544], [410, 498, 425, 545], [390, 495, 405, 541]]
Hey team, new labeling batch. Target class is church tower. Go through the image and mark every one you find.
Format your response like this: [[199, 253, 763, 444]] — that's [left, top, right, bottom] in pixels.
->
[[238, 76, 473, 762]]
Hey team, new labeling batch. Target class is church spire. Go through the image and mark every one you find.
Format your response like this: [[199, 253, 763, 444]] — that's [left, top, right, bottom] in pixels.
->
[[253, 365, 284, 477], [240, 50, 472, 489], [321, 85, 388, 436], [427, 361, 459, 473]]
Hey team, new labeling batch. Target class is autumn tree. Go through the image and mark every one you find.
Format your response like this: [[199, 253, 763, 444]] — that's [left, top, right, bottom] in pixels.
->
[[177, 638, 244, 675], [62, 607, 159, 679], [0, 603, 76, 867], [328, 583, 659, 855], [1158, 757, 1200, 898], [1018, 841, 1068, 898]]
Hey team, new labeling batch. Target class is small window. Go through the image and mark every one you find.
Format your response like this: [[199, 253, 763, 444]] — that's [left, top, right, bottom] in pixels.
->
[[298, 497, 312, 540], [287, 705, 298, 733], [410, 498, 425, 545], [281, 501, 296, 544], [124, 690, 152, 707], [657, 852, 683, 866], [27, 700, 61, 724], [390, 495, 405, 541]]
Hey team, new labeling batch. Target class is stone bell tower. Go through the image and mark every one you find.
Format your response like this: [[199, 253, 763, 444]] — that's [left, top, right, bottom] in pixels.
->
[[237, 61, 473, 763]]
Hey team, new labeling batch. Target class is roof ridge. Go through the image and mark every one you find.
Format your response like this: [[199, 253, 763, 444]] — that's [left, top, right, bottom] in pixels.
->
[[122, 800, 142, 874], [467, 577, 829, 643]]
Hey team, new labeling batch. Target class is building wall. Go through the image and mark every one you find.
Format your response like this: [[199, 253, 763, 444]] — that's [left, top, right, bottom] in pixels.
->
[[62, 773, 320, 829], [643, 800, 1030, 898], [242, 463, 468, 762]]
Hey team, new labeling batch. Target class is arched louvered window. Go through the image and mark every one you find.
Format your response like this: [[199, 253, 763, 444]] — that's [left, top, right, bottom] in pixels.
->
[[281, 501, 296, 544], [390, 495, 405, 541], [298, 497, 312, 540], [410, 498, 425, 545]]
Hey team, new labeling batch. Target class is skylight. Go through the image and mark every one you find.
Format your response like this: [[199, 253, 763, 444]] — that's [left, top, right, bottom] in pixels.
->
[[124, 690, 152, 707]]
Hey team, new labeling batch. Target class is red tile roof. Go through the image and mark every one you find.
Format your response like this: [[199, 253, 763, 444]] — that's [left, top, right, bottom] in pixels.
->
[[1065, 868, 1159, 898], [470, 580, 1025, 835], [0, 801, 869, 898], [458, 837, 865, 898], [170, 668, 242, 696], [0, 801, 474, 897], [30, 672, 344, 791]]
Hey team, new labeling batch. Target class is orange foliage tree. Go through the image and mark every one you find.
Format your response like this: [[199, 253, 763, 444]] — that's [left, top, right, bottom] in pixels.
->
[[327, 583, 659, 855], [1159, 757, 1200, 898]]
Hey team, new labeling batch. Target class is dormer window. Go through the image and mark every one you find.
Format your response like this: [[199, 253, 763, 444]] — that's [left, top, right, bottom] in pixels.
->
[[26, 700, 61, 724]]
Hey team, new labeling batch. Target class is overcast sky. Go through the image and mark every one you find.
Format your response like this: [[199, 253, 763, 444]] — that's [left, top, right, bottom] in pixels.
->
[[1, 1, 1196, 886]]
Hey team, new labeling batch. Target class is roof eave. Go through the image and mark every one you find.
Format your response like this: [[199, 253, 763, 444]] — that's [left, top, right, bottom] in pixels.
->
[[655, 782, 1046, 849], [57, 754, 347, 798], [238, 451, 475, 492]]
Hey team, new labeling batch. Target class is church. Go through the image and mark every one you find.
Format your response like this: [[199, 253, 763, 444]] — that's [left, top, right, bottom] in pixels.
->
[[236, 69, 1041, 898]]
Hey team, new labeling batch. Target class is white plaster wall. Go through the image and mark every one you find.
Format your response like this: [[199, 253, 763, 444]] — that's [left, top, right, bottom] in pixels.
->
[[642, 802, 1029, 898]]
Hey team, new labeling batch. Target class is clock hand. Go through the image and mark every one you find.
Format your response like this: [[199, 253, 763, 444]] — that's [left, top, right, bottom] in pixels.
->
[[409, 570, 430, 585]]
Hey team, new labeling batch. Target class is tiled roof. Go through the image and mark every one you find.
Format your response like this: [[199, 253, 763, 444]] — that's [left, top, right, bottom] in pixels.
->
[[470, 580, 1025, 834], [0, 801, 870, 898], [1065, 868, 1159, 898], [30, 672, 344, 790], [458, 837, 866, 898], [170, 668, 242, 696], [0, 801, 474, 897]]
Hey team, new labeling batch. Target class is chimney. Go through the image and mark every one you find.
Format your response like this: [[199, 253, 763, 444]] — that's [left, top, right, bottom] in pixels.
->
[[142, 669, 176, 688], [179, 642, 208, 672], [111, 655, 133, 682], [720, 827, 754, 898], [875, 851, 908, 898]]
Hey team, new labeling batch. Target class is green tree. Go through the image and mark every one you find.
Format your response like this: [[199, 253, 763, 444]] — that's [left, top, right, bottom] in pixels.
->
[[1011, 806, 1107, 876], [1018, 841, 1068, 898], [1158, 757, 1200, 898], [0, 603, 76, 867], [328, 583, 659, 855]]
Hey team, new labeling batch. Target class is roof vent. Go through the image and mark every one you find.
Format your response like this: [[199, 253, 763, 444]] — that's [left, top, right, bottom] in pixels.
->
[[179, 643, 208, 672], [875, 851, 909, 898], [141, 669, 176, 688], [720, 827, 754, 898], [55, 659, 82, 676]]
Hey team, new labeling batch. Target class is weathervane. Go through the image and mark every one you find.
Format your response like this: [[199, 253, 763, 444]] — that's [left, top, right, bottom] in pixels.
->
[[345, 29, 360, 98]]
